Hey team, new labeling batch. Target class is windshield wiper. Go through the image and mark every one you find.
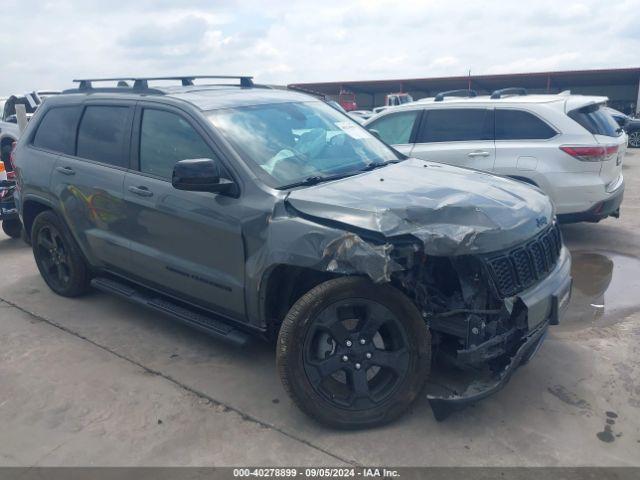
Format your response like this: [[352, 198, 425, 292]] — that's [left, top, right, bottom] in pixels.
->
[[279, 172, 359, 190], [358, 159, 400, 172]]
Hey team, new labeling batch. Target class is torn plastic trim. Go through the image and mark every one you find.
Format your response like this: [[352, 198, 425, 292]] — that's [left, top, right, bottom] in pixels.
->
[[427, 319, 549, 421], [321, 232, 403, 283]]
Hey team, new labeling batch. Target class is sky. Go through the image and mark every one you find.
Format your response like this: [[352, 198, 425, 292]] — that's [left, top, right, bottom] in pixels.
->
[[1, 0, 639, 94]]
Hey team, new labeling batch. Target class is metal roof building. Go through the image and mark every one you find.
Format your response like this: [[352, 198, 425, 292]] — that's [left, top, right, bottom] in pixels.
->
[[290, 67, 640, 114]]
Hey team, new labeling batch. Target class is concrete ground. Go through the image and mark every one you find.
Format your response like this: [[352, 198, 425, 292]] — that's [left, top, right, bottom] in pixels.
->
[[1, 152, 639, 467]]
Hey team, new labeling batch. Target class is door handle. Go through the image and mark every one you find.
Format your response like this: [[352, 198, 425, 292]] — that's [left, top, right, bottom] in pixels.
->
[[128, 185, 154, 197], [55, 166, 75, 176], [467, 151, 490, 158]]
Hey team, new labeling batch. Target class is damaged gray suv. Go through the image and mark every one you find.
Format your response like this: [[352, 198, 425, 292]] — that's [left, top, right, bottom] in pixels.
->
[[13, 76, 572, 428]]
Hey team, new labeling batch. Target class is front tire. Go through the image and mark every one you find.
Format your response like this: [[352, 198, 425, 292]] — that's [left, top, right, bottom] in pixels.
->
[[31, 210, 90, 297], [277, 276, 431, 429], [629, 130, 640, 148], [2, 219, 22, 238]]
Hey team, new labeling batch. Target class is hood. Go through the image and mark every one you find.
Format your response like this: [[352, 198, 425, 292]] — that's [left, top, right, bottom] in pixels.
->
[[286, 158, 554, 256]]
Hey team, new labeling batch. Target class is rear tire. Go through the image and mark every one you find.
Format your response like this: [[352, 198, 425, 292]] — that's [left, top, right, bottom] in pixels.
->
[[31, 210, 90, 297], [2, 219, 22, 238], [277, 276, 431, 429], [628, 130, 640, 148]]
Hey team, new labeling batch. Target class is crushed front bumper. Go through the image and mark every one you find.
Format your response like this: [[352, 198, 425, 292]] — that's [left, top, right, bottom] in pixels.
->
[[428, 247, 572, 420]]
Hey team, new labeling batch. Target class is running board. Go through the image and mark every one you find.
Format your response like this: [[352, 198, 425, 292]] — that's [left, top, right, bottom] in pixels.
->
[[91, 277, 250, 347]]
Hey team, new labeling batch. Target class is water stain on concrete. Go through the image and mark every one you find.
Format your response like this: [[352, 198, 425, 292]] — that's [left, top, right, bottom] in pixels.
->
[[597, 411, 620, 443], [559, 251, 640, 331], [547, 385, 591, 410], [597, 425, 615, 443]]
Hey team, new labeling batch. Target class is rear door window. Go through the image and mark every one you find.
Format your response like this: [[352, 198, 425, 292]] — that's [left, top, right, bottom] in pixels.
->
[[76, 106, 131, 167], [366, 110, 420, 144], [568, 104, 621, 137], [139, 109, 216, 180], [495, 109, 557, 140], [418, 108, 493, 142], [32, 106, 82, 155]]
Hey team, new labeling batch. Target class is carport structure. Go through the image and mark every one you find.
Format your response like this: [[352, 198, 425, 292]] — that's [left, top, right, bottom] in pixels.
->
[[290, 67, 640, 114]]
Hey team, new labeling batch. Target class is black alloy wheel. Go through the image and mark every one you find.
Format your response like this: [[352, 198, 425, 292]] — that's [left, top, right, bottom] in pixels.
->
[[277, 276, 430, 429], [31, 210, 90, 297], [302, 298, 410, 410]]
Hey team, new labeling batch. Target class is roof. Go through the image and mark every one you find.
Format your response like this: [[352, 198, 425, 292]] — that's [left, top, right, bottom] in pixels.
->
[[289, 67, 640, 96], [167, 86, 312, 110], [58, 76, 316, 110], [365, 92, 610, 119]]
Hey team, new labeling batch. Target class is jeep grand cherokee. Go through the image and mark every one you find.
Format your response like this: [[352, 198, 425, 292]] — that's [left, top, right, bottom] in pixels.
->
[[12, 76, 572, 428]]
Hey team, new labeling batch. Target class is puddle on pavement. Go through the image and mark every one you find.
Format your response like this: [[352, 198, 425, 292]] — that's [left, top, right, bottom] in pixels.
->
[[558, 251, 640, 331]]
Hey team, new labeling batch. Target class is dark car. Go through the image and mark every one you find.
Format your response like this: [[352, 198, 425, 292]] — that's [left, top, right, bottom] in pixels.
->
[[13, 76, 572, 428], [605, 107, 640, 148]]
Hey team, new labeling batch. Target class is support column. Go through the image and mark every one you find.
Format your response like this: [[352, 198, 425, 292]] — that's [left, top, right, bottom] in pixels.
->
[[635, 76, 640, 115]]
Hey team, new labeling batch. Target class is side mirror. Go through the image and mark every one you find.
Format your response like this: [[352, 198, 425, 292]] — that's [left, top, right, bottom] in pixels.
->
[[368, 129, 382, 140], [172, 158, 237, 195]]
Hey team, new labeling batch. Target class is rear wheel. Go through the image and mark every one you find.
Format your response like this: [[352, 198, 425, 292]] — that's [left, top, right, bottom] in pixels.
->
[[2, 219, 22, 238], [31, 210, 90, 297], [629, 131, 640, 148], [277, 276, 430, 429]]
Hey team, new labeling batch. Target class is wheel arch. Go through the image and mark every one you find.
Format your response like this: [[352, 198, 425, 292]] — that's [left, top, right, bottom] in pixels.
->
[[21, 196, 55, 238], [506, 175, 539, 188], [260, 264, 341, 338]]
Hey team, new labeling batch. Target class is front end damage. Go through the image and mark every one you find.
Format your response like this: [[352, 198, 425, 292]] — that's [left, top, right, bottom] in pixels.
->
[[390, 229, 572, 419], [313, 221, 572, 420], [270, 160, 573, 419]]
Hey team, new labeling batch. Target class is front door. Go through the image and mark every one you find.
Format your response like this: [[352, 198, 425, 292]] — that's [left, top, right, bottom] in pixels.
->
[[121, 105, 246, 320], [410, 107, 496, 171]]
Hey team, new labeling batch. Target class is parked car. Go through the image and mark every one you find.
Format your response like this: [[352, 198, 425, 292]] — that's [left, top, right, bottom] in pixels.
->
[[14, 76, 571, 428], [0, 91, 60, 166], [347, 110, 375, 123], [373, 92, 414, 114], [605, 106, 640, 148], [338, 89, 357, 111], [364, 88, 627, 223]]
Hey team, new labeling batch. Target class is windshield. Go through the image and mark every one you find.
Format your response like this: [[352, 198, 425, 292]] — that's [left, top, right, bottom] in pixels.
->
[[207, 101, 399, 188]]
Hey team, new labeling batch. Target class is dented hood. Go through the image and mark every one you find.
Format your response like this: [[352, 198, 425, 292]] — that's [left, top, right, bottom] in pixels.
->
[[286, 158, 554, 255]]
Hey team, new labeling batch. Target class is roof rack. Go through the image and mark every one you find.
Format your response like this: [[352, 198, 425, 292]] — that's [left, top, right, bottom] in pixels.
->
[[490, 87, 527, 99], [434, 89, 478, 102], [67, 75, 254, 94], [287, 85, 327, 100]]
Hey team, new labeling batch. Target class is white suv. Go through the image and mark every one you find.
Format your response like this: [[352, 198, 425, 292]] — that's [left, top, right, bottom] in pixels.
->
[[363, 89, 626, 222]]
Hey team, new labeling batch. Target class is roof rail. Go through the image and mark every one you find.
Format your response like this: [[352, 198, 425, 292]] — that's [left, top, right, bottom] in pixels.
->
[[287, 85, 327, 100], [434, 89, 478, 102], [490, 87, 527, 99], [67, 75, 254, 94]]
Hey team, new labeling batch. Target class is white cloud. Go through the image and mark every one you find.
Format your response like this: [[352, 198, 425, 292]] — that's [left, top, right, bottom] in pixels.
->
[[0, 0, 638, 94]]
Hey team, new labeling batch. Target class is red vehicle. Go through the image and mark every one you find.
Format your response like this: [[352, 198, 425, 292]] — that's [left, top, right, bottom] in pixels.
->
[[338, 89, 357, 111]]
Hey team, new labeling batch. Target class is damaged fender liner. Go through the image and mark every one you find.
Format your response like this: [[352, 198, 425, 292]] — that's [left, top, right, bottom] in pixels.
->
[[427, 319, 549, 421]]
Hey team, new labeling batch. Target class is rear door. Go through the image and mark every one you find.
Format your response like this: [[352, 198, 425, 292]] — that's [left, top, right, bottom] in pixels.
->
[[568, 103, 625, 188], [50, 102, 133, 271], [121, 103, 246, 320], [411, 107, 495, 170], [364, 109, 421, 156], [493, 108, 560, 176]]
